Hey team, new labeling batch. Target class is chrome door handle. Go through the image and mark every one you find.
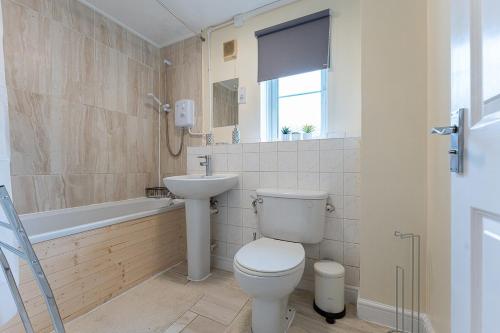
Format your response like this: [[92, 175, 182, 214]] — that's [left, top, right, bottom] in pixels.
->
[[431, 126, 458, 135], [430, 109, 465, 174]]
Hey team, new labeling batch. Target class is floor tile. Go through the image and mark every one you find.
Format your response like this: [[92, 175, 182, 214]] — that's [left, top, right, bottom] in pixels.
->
[[164, 311, 198, 333], [182, 315, 227, 333]]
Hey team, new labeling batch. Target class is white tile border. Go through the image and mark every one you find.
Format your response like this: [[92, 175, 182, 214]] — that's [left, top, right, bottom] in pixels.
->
[[357, 297, 434, 333]]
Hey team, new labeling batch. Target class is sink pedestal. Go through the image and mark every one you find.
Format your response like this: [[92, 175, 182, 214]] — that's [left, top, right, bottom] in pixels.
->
[[185, 199, 211, 281]]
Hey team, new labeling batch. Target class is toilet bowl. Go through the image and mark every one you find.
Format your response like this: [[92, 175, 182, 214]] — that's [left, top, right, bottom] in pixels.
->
[[233, 237, 305, 333], [233, 188, 327, 333]]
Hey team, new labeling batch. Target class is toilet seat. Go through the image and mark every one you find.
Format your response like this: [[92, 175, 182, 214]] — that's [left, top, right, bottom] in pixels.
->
[[234, 237, 305, 277]]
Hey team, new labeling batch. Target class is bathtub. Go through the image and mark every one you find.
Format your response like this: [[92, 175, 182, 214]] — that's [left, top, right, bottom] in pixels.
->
[[20, 197, 185, 244]]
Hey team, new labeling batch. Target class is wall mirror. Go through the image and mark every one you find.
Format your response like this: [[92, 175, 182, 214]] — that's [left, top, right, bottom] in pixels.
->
[[212, 78, 239, 128]]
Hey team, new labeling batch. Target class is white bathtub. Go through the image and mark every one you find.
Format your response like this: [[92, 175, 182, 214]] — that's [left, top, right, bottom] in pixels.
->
[[20, 198, 185, 244]]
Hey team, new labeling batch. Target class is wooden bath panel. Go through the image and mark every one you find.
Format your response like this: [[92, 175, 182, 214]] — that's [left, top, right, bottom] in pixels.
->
[[0, 208, 186, 333]]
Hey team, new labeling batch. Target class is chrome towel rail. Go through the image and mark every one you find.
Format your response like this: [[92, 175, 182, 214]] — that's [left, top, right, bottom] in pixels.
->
[[0, 185, 65, 333]]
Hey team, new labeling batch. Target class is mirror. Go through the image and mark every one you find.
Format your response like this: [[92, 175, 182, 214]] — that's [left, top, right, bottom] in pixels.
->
[[213, 78, 239, 127]]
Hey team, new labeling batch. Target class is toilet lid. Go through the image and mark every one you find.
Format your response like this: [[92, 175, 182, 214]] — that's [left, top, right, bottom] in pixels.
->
[[235, 238, 305, 274]]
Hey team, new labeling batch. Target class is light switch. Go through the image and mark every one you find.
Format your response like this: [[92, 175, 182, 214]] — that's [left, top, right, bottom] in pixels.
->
[[238, 86, 246, 104]]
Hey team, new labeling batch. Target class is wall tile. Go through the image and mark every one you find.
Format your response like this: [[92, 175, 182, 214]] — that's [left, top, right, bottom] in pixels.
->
[[259, 151, 277, 172], [319, 149, 343, 172], [227, 243, 241, 259], [324, 217, 343, 241], [241, 190, 256, 209], [344, 137, 361, 150], [213, 240, 227, 257], [345, 265, 360, 287], [242, 172, 259, 190], [319, 172, 343, 195], [212, 153, 228, 172], [319, 239, 343, 263], [343, 219, 360, 244], [242, 208, 258, 228], [277, 141, 297, 152], [278, 172, 297, 189], [7, 0, 163, 213], [278, 151, 297, 171], [94, 11, 126, 52], [298, 173, 319, 190], [303, 243, 320, 259], [227, 153, 243, 172], [298, 139, 319, 151], [243, 152, 259, 171], [344, 172, 361, 196], [227, 224, 242, 244], [344, 195, 361, 219], [298, 150, 319, 172], [228, 207, 242, 226], [242, 227, 258, 244], [11, 175, 37, 214], [212, 206, 227, 224], [344, 243, 360, 267], [320, 138, 343, 150], [53, 0, 94, 38], [260, 141, 277, 152], [3, 0, 52, 95], [228, 189, 241, 208], [212, 223, 227, 242], [344, 149, 360, 172], [226, 144, 242, 154], [212, 144, 227, 154], [259, 172, 278, 188], [243, 143, 259, 153]]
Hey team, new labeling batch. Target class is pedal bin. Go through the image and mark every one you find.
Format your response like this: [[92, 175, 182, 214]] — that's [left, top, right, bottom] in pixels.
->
[[313, 260, 346, 324]]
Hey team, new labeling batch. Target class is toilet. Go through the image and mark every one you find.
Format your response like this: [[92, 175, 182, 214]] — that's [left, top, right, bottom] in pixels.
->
[[233, 188, 328, 333]]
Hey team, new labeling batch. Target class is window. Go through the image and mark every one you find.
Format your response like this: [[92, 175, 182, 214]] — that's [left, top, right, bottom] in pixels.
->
[[264, 69, 327, 140]]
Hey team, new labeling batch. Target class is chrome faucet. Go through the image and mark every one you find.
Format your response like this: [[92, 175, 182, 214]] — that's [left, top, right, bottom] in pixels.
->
[[198, 155, 212, 176]]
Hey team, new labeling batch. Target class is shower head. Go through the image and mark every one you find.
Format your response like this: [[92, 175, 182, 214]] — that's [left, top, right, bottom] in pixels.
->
[[164, 59, 172, 66], [147, 93, 162, 106]]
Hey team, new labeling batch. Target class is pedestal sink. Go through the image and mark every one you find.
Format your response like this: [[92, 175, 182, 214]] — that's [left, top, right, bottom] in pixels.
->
[[164, 174, 238, 281]]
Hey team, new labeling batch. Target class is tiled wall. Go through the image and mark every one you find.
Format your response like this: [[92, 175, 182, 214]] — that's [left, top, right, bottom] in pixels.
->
[[3, 0, 162, 213], [159, 37, 203, 179], [187, 138, 361, 288]]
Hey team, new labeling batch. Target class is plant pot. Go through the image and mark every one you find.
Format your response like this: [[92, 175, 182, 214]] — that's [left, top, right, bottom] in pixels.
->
[[281, 133, 291, 141], [292, 133, 301, 141], [303, 133, 313, 140]]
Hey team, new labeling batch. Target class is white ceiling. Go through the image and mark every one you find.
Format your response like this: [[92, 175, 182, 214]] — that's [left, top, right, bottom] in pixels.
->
[[80, 0, 296, 47]]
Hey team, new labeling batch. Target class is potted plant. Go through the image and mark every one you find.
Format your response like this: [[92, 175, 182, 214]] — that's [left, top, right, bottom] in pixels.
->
[[281, 126, 291, 141], [302, 124, 315, 140], [292, 131, 301, 141]]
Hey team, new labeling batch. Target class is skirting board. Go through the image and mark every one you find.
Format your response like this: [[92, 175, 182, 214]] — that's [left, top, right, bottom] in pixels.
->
[[211, 255, 359, 305], [357, 297, 435, 333]]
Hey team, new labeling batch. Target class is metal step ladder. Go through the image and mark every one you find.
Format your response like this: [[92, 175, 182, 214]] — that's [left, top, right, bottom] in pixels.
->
[[0, 185, 65, 333]]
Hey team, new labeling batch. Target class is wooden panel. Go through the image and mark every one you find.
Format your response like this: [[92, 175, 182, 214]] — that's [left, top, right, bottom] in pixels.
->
[[0, 208, 186, 333]]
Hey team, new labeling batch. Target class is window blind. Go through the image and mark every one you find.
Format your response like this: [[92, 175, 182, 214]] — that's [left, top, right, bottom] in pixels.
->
[[255, 9, 331, 82]]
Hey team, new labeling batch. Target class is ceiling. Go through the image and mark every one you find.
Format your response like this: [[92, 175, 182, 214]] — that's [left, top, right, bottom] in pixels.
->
[[80, 0, 297, 47]]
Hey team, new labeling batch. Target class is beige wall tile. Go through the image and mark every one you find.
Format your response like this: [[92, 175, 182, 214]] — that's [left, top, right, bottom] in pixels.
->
[[94, 11, 126, 52], [5, 0, 183, 213], [52, 0, 93, 37], [3, 0, 52, 94], [11, 175, 37, 214], [126, 31, 143, 63], [33, 174, 66, 210], [9, 0, 52, 17]]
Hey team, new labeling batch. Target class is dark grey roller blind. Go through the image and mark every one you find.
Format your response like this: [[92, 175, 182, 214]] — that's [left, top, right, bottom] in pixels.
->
[[255, 9, 331, 82]]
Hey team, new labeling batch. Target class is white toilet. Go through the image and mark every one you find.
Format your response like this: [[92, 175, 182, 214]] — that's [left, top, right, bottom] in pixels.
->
[[233, 188, 327, 333]]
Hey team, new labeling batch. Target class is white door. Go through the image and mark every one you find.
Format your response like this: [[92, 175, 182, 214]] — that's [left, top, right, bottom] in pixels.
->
[[449, 0, 500, 332]]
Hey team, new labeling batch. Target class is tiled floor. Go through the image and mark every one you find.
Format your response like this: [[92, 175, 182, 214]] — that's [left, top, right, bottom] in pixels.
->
[[65, 263, 387, 333]]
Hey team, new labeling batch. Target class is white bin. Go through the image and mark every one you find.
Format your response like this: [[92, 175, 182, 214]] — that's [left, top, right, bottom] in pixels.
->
[[313, 261, 345, 324]]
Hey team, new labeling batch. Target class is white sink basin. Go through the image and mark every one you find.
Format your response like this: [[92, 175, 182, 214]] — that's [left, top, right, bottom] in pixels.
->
[[164, 174, 238, 199], [163, 173, 239, 281]]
